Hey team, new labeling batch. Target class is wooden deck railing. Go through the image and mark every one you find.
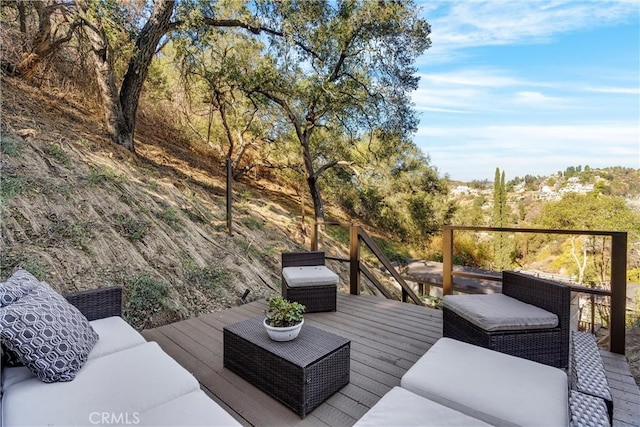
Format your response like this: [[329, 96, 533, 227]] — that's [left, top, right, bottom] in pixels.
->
[[311, 222, 628, 355], [311, 222, 423, 305], [442, 226, 628, 355]]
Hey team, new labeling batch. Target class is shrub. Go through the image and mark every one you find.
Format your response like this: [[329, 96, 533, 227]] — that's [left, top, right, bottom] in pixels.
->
[[124, 275, 174, 329], [183, 259, 229, 291], [265, 297, 305, 327]]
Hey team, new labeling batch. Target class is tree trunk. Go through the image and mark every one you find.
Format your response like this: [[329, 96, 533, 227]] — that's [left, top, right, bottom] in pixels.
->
[[15, 1, 78, 78], [81, 14, 134, 151], [570, 236, 588, 284], [80, 0, 174, 151], [307, 175, 324, 222], [17, 1, 27, 36], [117, 0, 174, 151], [298, 129, 324, 221]]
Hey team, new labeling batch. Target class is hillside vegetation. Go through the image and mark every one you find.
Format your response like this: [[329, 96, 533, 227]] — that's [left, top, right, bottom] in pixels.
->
[[0, 77, 352, 329]]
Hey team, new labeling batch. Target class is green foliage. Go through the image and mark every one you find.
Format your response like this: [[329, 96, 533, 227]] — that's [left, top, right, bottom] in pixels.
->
[[44, 143, 70, 166], [535, 192, 640, 283], [0, 254, 47, 281], [244, 217, 264, 230], [326, 139, 450, 244], [1, 136, 22, 156], [422, 294, 443, 310], [372, 236, 412, 266], [0, 175, 33, 213], [323, 223, 350, 246], [264, 297, 305, 327], [628, 289, 640, 328], [206, 0, 432, 220], [41, 217, 94, 253], [113, 213, 149, 242], [87, 166, 124, 186], [492, 168, 511, 270], [84, 0, 139, 77], [124, 275, 173, 329], [183, 258, 229, 291], [429, 233, 493, 269], [537, 193, 639, 233], [156, 207, 183, 231]]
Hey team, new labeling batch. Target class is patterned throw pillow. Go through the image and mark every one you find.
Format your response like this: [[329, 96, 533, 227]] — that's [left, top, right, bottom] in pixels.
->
[[0, 268, 40, 307], [0, 268, 43, 367], [0, 283, 99, 383], [1, 342, 23, 367]]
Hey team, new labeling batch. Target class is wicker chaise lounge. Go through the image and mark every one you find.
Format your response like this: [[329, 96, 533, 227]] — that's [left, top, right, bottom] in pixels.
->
[[443, 270, 571, 368], [281, 251, 338, 312]]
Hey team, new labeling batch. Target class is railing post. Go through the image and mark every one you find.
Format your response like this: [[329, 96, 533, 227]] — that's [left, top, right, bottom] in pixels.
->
[[350, 224, 360, 295], [610, 232, 627, 354], [226, 158, 232, 235], [590, 294, 595, 334], [443, 226, 454, 295], [311, 222, 318, 251]]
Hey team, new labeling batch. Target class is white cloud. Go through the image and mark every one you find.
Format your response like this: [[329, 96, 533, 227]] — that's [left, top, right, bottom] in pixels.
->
[[416, 123, 640, 180], [419, 0, 638, 61], [513, 91, 567, 106], [412, 69, 574, 114], [584, 86, 640, 95], [418, 69, 525, 87]]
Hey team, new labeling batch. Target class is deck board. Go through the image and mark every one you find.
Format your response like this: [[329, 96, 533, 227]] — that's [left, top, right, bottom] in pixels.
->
[[142, 292, 639, 427]]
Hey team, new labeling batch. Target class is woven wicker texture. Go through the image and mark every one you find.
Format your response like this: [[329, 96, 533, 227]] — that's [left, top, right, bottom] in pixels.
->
[[281, 252, 337, 312], [571, 331, 613, 421], [570, 390, 611, 427], [443, 271, 570, 368], [63, 287, 122, 320], [223, 316, 350, 418]]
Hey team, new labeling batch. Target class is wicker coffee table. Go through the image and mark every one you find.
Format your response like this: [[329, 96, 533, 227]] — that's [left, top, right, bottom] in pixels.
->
[[223, 316, 350, 418]]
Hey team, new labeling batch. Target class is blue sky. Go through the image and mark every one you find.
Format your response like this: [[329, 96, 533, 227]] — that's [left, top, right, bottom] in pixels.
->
[[412, 1, 640, 182]]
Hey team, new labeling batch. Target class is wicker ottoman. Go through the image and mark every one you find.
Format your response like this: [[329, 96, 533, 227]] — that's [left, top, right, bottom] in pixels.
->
[[223, 317, 350, 418]]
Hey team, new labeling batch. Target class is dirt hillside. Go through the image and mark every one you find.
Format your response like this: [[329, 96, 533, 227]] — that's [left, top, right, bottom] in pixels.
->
[[0, 77, 349, 329]]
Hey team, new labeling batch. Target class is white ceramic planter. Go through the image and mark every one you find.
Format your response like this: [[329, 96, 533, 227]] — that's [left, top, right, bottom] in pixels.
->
[[263, 318, 304, 341]]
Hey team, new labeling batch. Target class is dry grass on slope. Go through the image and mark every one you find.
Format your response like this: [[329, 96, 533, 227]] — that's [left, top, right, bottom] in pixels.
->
[[0, 77, 323, 329]]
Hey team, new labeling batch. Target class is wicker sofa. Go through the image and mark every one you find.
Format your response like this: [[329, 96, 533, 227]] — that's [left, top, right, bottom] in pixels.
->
[[442, 270, 571, 368], [1, 285, 240, 427]]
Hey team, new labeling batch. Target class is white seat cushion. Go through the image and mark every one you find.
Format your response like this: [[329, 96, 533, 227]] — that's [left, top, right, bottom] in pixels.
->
[[1, 316, 147, 389], [2, 342, 200, 426], [401, 338, 569, 427], [138, 390, 241, 426], [443, 293, 558, 331], [1, 366, 32, 391], [355, 386, 490, 426], [282, 266, 339, 288], [88, 316, 147, 360]]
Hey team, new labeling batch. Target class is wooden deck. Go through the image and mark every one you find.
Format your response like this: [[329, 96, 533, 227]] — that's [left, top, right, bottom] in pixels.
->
[[142, 292, 640, 427]]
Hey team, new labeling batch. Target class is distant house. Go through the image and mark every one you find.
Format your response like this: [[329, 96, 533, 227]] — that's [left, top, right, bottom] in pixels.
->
[[538, 185, 561, 201], [451, 185, 477, 196], [513, 182, 526, 193], [560, 177, 594, 195]]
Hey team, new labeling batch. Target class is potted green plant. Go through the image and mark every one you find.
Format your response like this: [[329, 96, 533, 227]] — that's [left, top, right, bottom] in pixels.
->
[[264, 297, 306, 341]]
